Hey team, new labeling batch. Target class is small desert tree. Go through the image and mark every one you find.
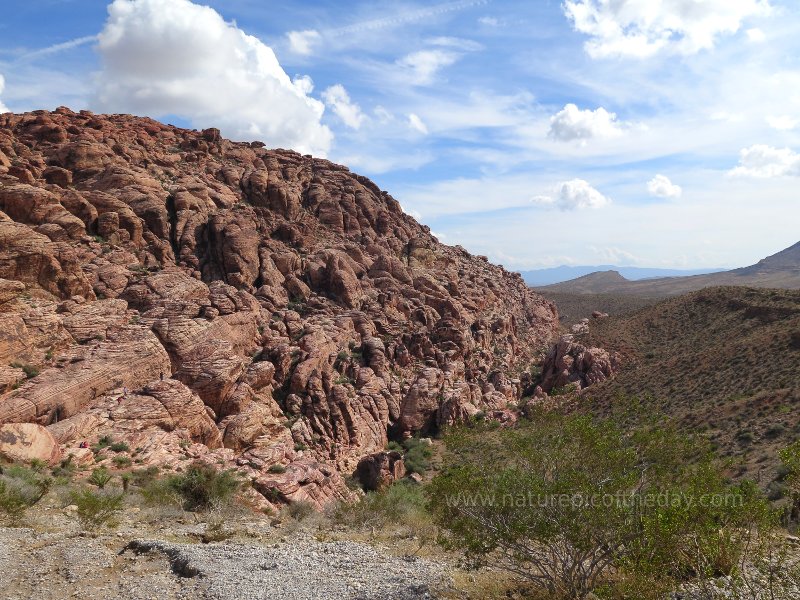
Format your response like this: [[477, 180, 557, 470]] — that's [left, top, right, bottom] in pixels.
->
[[427, 411, 775, 599]]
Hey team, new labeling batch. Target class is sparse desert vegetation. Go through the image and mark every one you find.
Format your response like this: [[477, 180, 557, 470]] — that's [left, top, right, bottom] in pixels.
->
[[579, 287, 800, 483]]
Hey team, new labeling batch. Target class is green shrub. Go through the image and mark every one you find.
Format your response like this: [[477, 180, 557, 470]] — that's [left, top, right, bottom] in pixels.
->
[[166, 462, 240, 512], [765, 424, 786, 439], [28, 459, 47, 472], [51, 455, 77, 481], [109, 442, 130, 453], [139, 477, 182, 507], [0, 466, 51, 522], [385, 441, 403, 452], [200, 514, 234, 543], [69, 488, 124, 529], [427, 412, 776, 599], [402, 438, 433, 475], [333, 481, 427, 529], [88, 467, 112, 489], [268, 464, 286, 474], [10, 362, 39, 379], [112, 455, 132, 468], [131, 465, 160, 487], [284, 500, 315, 522], [92, 435, 114, 454]]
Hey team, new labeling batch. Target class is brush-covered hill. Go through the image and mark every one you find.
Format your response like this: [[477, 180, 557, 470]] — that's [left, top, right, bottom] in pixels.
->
[[0, 109, 558, 509], [580, 286, 800, 483], [537, 243, 800, 297]]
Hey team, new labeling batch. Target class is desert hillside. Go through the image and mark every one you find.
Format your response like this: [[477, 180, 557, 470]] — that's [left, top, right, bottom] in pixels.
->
[[579, 286, 800, 483], [0, 109, 558, 510]]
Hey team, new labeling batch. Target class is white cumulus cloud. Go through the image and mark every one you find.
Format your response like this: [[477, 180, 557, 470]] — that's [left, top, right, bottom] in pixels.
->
[[287, 29, 321, 55], [548, 103, 623, 143], [0, 74, 8, 113], [93, 0, 332, 155], [563, 0, 770, 58], [647, 174, 682, 199], [321, 84, 365, 130], [397, 49, 459, 85], [532, 179, 611, 210], [730, 145, 800, 177]]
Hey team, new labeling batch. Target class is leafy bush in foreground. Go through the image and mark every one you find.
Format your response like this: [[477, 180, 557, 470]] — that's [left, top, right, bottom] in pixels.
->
[[0, 465, 52, 522], [427, 411, 778, 599], [69, 487, 124, 529]]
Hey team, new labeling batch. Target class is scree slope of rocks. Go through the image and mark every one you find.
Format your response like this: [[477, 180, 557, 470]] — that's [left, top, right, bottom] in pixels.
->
[[0, 108, 559, 509]]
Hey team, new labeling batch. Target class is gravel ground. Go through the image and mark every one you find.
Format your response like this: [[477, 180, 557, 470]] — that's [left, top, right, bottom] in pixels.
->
[[124, 537, 447, 599], [0, 527, 448, 600]]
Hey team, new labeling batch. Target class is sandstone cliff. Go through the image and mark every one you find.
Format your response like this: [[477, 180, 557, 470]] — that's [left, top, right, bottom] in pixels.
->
[[0, 109, 558, 508]]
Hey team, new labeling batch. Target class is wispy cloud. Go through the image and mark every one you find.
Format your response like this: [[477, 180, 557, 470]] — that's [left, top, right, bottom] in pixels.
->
[[408, 113, 428, 134], [326, 0, 490, 37], [564, 0, 770, 58], [396, 49, 460, 85], [18, 35, 97, 61], [284, 0, 490, 55]]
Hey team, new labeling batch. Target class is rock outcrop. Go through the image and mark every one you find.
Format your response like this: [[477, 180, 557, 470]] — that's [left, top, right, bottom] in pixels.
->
[[540, 334, 619, 392], [0, 109, 559, 506], [355, 450, 406, 491]]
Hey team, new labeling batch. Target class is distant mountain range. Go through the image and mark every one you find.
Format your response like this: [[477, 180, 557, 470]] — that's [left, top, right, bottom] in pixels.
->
[[534, 241, 800, 296], [520, 265, 724, 286]]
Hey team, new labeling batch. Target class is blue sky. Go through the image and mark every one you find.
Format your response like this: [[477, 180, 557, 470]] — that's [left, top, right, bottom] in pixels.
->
[[1, 0, 799, 269]]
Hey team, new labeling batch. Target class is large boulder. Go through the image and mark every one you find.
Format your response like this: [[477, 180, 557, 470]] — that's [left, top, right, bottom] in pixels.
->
[[0, 423, 61, 465]]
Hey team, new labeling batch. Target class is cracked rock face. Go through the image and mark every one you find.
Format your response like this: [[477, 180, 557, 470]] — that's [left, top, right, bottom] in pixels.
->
[[0, 109, 559, 507]]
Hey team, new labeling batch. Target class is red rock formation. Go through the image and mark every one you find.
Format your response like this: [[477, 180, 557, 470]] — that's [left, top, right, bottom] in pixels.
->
[[0, 109, 559, 507], [540, 334, 619, 392], [355, 450, 406, 491]]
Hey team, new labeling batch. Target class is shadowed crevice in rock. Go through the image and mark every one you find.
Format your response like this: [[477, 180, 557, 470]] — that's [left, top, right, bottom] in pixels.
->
[[165, 193, 179, 265]]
